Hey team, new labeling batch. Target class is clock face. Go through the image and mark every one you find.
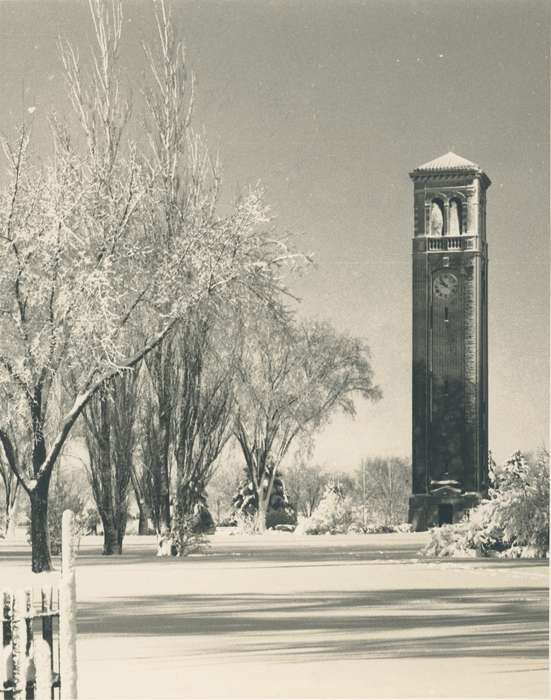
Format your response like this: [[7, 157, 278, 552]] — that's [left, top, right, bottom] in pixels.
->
[[433, 271, 458, 300]]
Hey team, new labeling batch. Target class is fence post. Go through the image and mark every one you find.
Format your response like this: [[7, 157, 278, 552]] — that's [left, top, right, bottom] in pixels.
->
[[3, 588, 12, 648], [3, 591, 14, 699], [11, 591, 26, 699], [59, 511, 77, 700], [33, 638, 52, 700]]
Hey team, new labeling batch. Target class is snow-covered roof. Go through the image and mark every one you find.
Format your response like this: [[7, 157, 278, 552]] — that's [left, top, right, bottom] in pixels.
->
[[413, 151, 481, 173]]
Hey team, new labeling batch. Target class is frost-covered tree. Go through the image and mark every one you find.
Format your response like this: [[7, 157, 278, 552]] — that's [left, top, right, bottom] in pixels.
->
[[133, 392, 168, 536], [487, 450, 549, 555], [0, 0, 299, 571], [82, 371, 139, 555], [296, 481, 355, 535], [284, 463, 328, 518], [134, 302, 238, 554], [356, 457, 411, 528], [171, 307, 237, 536], [139, 333, 179, 538], [234, 309, 381, 531], [423, 449, 549, 558]]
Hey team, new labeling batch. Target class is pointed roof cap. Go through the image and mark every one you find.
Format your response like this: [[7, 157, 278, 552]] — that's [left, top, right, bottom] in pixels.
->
[[414, 151, 480, 172]]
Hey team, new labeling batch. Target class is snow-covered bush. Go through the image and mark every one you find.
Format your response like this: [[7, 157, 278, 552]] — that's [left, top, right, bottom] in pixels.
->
[[491, 450, 549, 553], [296, 483, 355, 534], [361, 522, 405, 534], [423, 450, 549, 558], [348, 519, 411, 534], [232, 480, 257, 518], [170, 511, 211, 556], [167, 493, 215, 556], [191, 504, 216, 535], [232, 470, 296, 531], [266, 507, 296, 530], [297, 481, 415, 536], [422, 521, 478, 558], [234, 511, 259, 534]]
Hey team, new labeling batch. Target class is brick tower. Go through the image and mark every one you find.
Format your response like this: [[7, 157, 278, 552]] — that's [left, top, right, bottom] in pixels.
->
[[409, 152, 490, 531]]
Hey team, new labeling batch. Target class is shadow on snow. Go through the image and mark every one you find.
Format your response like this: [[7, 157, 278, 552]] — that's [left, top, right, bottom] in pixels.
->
[[77, 585, 548, 661]]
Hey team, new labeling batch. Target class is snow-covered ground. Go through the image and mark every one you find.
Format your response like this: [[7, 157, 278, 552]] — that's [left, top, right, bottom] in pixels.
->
[[1, 531, 548, 699]]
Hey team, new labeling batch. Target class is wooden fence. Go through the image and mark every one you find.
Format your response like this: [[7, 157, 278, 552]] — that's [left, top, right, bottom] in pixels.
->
[[1, 511, 78, 700]]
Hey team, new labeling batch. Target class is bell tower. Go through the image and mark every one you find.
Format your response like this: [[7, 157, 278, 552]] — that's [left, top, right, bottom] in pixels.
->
[[409, 152, 490, 530]]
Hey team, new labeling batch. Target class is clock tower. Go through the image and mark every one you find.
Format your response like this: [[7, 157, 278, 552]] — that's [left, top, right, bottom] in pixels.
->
[[409, 152, 490, 530]]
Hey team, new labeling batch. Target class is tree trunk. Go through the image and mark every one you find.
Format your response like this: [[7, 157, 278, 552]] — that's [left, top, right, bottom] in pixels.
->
[[101, 514, 121, 555], [158, 409, 171, 533], [137, 501, 149, 535], [98, 394, 119, 555], [154, 409, 172, 557], [254, 498, 268, 533], [29, 390, 52, 572], [100, 510, 124, 555], [116, 522, 125, 554], [30, 477, 53, 573]]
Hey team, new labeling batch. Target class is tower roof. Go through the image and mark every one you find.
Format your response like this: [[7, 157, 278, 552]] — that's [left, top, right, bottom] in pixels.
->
[[414, 151, 480, 173]]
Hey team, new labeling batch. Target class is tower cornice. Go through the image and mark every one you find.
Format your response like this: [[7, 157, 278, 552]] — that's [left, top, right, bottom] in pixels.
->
[[409, 151, 491, 189]]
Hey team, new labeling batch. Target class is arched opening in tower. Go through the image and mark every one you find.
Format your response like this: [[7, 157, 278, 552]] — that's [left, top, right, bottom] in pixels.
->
[[429, 199, 445, 236]]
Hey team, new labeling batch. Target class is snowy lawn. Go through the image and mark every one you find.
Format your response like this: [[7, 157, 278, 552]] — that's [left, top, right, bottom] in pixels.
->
[[1, 531, 548, 699]]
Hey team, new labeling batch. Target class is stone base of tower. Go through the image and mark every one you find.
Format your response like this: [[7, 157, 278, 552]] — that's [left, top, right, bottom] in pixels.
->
[[408, 492, 482, 532]]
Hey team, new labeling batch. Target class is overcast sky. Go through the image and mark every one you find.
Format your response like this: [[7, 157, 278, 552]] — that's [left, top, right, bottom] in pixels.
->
[[0, 0, 548, 469]]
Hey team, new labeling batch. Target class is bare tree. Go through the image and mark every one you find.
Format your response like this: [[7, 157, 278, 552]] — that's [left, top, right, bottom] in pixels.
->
[[138, 332, 179, 539], [82, 371, 139, 554], [0, 0, 298, 571], [284, 463, 328, 518], [234, 311, 381, 531], [134, 389, 170, 536], [138, 303, 238, 554], [170, 307, 237, 541], [131, 386, 161, 536], [357, 457, 411, 527]]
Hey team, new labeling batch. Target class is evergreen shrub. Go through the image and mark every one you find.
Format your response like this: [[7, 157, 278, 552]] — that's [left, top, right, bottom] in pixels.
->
[[423, 450, 549, 558]]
